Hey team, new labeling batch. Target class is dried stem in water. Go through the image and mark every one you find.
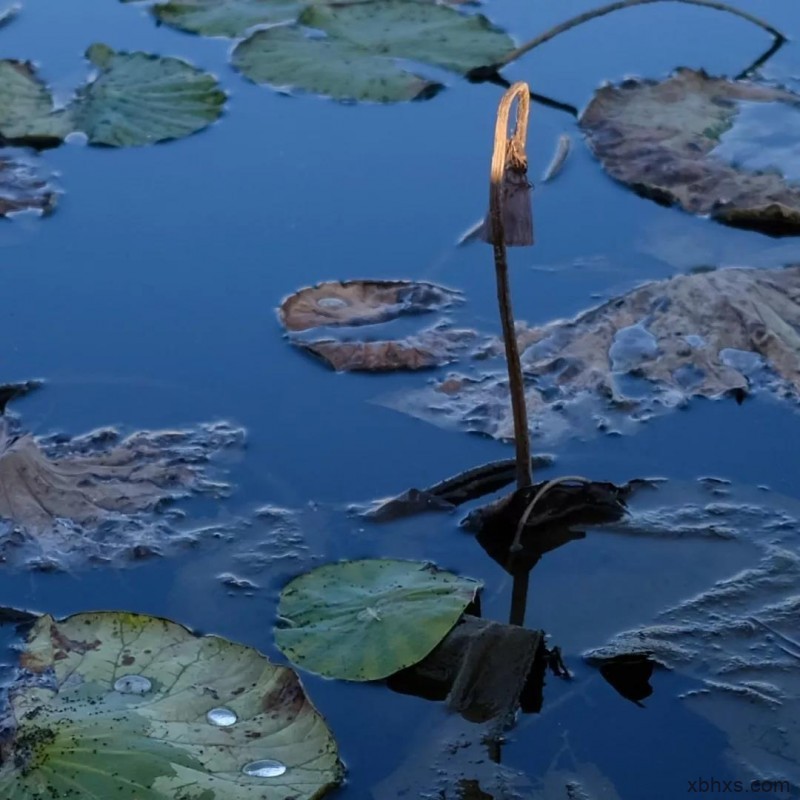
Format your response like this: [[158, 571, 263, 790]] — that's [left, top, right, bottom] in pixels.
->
[[486, 83, 533, 491], [495, 0, 784, 69]]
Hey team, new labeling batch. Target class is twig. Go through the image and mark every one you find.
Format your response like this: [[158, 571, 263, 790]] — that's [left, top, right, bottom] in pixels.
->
[[494, 0, 785, 70], [510, 476, 591, 553], [736, 35, 786, 80], [486, 83, 533, 491], [542, 134, 571, 183]]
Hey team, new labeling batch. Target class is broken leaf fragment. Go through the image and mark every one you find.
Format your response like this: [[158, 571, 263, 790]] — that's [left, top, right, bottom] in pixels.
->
[[279, 280, 462, 332], [233, 1, 513, 103], [0, 611, 343, 799], [381, 266, 800, 444], [581, 69, 800, 235], [0, 148, 57, 216], [72, 44, 226, 146], [275, 559, 482, 680]]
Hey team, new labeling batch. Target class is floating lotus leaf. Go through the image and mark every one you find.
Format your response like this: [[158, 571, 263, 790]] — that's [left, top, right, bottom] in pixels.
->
[[151, 0, 371, 38], [299, 3, 513, 75], [580, 69, 800, 235], [233, 1, 513, 103], [276, 559, 482, 681], [71, 44, 226, 146], [232, 25, 439, 103], [295, 327, 478, 371], [0, 148, 57, 215], [381, 266, 800, 445], [279, 280, 462, 332], [0, 46, 224, 148], [0, 611, 343, 799], [0, 61, 72, 146]]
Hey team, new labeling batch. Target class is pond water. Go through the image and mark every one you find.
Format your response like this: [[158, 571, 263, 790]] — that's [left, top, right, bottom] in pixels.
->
[[2, 0, 800, 797]]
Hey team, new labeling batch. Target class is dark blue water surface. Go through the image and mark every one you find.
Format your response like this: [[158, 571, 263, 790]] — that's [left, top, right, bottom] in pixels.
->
[[3, 0, 800, 797]]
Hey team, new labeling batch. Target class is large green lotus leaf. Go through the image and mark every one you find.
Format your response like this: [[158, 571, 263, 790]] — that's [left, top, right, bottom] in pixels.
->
[[580, 68, 800, 235], [0, 61, 73, 145], [0, 611, 343, 799], [276, 559, 482, 680], [300, 2, 514, 75], [151, 0, 370, 39], [71, 43, 226, 146], [232, 26, 440, 103]]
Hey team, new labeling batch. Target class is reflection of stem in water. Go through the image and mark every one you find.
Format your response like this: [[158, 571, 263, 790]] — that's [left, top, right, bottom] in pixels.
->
[[509, 567, 533, 627]]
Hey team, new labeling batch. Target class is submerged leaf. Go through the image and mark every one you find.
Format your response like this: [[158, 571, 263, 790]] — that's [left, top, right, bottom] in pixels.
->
[[0, 148, 57, 216], [0, 416, 242, 569], [275, 559, 481, 681], [279, 280, 462, 332], [581, 69, 800, 235], [0, 61, 73, 146], [233, 1, 513, 102], [381, 266, 800, 444], [71, 44, 226, 146], [0, 611, 343, 799]]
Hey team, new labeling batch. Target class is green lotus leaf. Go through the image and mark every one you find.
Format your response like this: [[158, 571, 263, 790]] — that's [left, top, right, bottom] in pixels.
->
[[232, 25, 440, 103], [276, 559, 482, 680], [71, 43, 226, 146], [150, 0, 370, 39], [0, 611, 343, 799], [299, 2, 514, 75], [232, 1, 513, 103], [0, 61, 73, 145]]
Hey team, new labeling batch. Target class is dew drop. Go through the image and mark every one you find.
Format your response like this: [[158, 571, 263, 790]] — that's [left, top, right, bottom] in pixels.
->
[[242, 759, 287, 778], [113, 674, 152, 695], [317, 297, 347, 309], [207, 707, 238, 727]]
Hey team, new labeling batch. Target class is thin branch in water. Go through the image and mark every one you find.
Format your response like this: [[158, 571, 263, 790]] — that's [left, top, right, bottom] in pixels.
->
[[493, 0, 785, 70], [542, 134, 572, 183], [484, 83, 534, 490], [736, 35, 787, 80]]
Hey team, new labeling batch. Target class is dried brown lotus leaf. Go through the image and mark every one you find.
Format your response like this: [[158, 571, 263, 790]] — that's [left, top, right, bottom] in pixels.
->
[[279, 279, 462, 332], [381, 266, 800, 443], [296, 327, 479, 372], [580, 69, 800, 235]]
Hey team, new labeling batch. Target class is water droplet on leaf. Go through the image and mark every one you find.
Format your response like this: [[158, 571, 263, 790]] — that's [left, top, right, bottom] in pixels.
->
[[242, 759, 287, 777], [207, 707, 238, 727], [113, 674, 152, 694]]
